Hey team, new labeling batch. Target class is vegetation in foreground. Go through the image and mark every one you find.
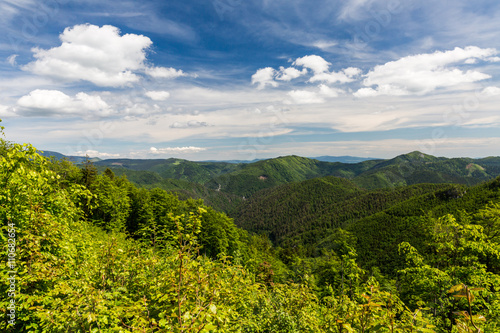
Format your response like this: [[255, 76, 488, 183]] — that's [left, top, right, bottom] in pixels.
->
[[1, 121, 500, 332]]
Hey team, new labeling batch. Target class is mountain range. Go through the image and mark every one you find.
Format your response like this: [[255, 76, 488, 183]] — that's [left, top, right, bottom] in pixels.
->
[[41, 150, 500, 219]]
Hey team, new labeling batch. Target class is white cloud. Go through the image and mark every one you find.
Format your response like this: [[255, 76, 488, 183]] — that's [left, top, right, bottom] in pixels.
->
[[145, 66, 186, 79], [309, 71, 355, 84], [343, 67, 362, 77], [74, 150, 120, 158], [0, 104, 16, 117], [149, 146, 207, 154], [318, 84, 344, 97], [145, 90, 171, 101], [251, 56, 361, 89], [15, 89, 111, 117], [276, 66, 307, 81], [338, 0, 373, 21], [481, 86, 500, 96], [293, 55, 331, 74], [7, 54, 17, 66], [23, 24, 153, 87], [292, 55, 360, 84], [354, 86, 408, 98], [170, 121, 209, 128], [311, 40, 338, 50], [251, 67, 278, 89], [287, 90, 324, 104], [356, 46, 497, 97]]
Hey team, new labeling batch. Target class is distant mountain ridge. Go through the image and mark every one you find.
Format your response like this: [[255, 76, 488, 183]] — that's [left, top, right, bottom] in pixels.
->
[[40, 150, 500, 213], [39, 150, 101, 163], [42, 150, 377, 165]]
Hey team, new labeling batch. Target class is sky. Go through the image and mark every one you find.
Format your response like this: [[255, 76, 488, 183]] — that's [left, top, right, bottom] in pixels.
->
[[1, 0, 500, 160]]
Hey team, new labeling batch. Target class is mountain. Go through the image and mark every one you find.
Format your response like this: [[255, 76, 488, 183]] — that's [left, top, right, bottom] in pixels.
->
[[42, 150, 500, 215], [233, 176, 453, 246], [39, 150, 101, 163], [201, 158, 263, 164], [352, 151, 495, 189], [204, 155, 382, 198], [234, 171, 500, 273], [85, 151, 500, 211], [94, 158, 240, 184]]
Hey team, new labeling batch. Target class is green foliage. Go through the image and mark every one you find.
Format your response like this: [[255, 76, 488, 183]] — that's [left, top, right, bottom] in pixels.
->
[[1, 122, 500, 332], [88, 172, 132, 231]]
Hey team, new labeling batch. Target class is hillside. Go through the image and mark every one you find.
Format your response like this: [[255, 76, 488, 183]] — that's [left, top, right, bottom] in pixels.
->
[[2, 124, 500, 332], [47, 151, 500, 205], [204, 155, 382, 197], [352, 151, 494, 189], [233, 176, 456, 247], [95, 158, 240, 184]]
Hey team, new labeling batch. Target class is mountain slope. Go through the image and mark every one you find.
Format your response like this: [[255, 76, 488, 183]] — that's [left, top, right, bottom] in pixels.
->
[[95, 158, 240, 184], [351, 151, 497, 189], [233, 175, 453, 246], [204, 155, 381, 197]]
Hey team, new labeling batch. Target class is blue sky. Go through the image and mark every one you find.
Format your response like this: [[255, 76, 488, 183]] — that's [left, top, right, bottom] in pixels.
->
[[1, 0, 500, 160]]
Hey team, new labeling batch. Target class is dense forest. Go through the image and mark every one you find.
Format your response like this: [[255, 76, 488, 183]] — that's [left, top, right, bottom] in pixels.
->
[[2, 120, 500, 332]]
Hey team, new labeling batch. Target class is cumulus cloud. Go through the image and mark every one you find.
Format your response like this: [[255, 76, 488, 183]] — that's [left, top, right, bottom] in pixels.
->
[[251, 67, 278, 89], [309, 71, 356, 84], [145, 90, 170, 101], [293, 55, 360, 84], [15, 89, 111, 117], [145, 66, 186, 79], [23, 24, 152, 87], [276, 66, 307, 81], [318, 84, 344, 97], [355, 46, 497, 97], [149, 146, 207, 154], [293, 55, 331, 74], [287, 90, 324, 104], [481, 86, 500, 96], [252, 55, 360, 89], [343, 67, 362, 77], [0, 104, 16, 117], [22, 24, 188, 87]]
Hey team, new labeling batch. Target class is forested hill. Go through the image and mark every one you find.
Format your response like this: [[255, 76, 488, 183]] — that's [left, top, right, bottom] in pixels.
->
[[233, 177, 453, 245], [3, 122, 500, 332], [81, 151, 500, 203], [234, 173, 500, 269]]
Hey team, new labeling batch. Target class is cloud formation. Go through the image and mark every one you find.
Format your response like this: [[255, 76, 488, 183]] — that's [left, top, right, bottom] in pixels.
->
[[170, 121, 209, 128], [276, 66, 307, 81], [15, 89, 111, 117], [252, 55, 360, 90], [23, 24, 152, 87], [354, 46, 497, 97], [293, 55, 331, 74], [145, 66, 186, 79], [481, 86, 500, 96], [74, 150, 120, 158], [149, 146, 207, 154], [145, 90, 171, 101], [287, 90, 324, 104], [251, 67, 278, 89], [22, 24, 187, 87]]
